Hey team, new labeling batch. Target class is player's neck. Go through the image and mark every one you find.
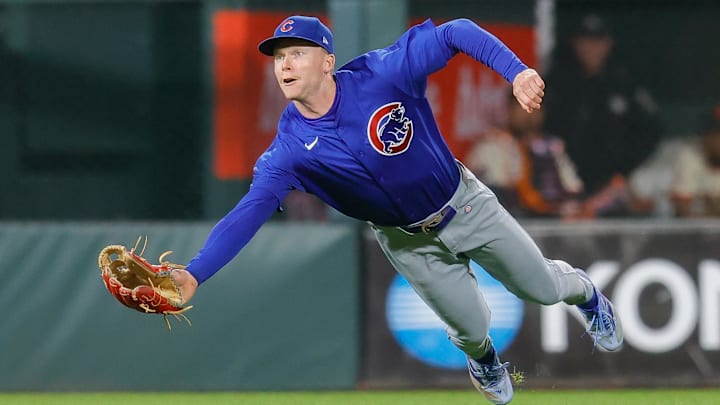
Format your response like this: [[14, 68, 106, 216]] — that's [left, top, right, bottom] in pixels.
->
[[293, 77, 337, 119]]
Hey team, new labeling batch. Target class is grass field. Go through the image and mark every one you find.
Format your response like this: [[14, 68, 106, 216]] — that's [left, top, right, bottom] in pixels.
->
[[1, 389, 718, 405]]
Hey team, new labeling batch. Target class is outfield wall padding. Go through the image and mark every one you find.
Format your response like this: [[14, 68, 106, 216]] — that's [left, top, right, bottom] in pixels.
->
[[0, 222, 359, 391]]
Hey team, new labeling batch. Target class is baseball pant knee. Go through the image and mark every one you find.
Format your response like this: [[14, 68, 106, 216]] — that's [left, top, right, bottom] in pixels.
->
[[508, 259, 589, 305]]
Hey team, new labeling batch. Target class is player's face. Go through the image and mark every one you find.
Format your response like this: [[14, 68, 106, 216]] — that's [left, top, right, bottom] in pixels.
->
[[573, 36, 612, 76], [273, 40, 333, 102]]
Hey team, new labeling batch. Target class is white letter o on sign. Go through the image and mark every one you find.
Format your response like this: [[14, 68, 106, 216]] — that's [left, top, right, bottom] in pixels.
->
[[614, 259, 697, 353]]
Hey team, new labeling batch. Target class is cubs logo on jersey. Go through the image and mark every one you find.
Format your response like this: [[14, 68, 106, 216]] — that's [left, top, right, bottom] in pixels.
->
[[367, 102, 414, 156]]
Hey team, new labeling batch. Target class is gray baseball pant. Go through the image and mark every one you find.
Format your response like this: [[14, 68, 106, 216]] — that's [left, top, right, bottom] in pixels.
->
[[372, 162, 593, 359]]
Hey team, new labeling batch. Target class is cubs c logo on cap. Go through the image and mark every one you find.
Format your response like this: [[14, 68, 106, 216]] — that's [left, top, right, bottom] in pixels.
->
[[280, 19, 294, 32], [367, 102, 414, 156]]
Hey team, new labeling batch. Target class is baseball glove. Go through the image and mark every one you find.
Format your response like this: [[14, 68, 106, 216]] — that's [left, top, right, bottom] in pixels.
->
[[98, 236, 193, 330]]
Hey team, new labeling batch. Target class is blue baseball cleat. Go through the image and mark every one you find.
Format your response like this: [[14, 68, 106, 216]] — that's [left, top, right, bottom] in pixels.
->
[[467, 355, 514, 404], [576, 270, 624, 351]]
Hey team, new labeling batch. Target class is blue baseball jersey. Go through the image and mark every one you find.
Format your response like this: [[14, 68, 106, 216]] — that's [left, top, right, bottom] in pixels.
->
[[188, 18, 527, 283]]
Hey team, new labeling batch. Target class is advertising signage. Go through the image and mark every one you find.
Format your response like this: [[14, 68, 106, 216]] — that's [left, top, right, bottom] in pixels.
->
[[361, 222, 720, 388]]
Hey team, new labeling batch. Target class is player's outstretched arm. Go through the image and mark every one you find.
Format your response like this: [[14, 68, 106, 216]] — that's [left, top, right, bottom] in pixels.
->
[[512, 68, 545, 113], [173, 269, 199, 305]]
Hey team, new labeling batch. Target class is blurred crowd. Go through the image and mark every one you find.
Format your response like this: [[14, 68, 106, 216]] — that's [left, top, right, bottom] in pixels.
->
[[284, 13, 720, 222]]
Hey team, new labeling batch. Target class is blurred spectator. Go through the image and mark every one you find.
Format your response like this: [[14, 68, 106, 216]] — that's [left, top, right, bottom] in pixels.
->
[[544, 13, 661, 217], [283, 190, 329, 221], [465, 115, 524, 215], [466, 90, 584, 218], [626, 135, 689, 218], [669, 104, 720, 217]]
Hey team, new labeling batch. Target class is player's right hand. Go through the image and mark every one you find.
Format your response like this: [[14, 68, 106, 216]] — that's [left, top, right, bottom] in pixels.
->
[[512, 68, 545, 113]]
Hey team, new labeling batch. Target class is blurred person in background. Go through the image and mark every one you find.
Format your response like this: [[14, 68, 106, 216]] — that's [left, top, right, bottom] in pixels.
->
[[670, 104, 720, 217], [464, 110, 525, 215], [466, 89, 584, 218], [544, 13, 661, 218], [283, 190, 330, 221]]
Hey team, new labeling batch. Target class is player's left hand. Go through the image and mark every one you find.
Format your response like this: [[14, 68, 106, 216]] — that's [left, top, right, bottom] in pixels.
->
[[172, 268, 198, 305], [512, 68, 545, 113]]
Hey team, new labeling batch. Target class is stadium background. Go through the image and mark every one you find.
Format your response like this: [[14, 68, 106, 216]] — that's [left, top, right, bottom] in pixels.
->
[[1, 0, 719, 394]]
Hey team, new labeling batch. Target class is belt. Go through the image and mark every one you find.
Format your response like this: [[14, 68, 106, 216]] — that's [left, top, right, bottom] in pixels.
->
[[399, 205, 457, 234]]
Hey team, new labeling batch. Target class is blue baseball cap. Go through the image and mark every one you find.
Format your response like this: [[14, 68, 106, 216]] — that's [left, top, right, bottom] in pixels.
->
[[258, 16, 334, 56]]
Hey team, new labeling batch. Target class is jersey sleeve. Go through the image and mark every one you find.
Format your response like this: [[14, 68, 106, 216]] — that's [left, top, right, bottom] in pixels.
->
[[435, 18, 528, 84], [185, 140, 301, 284], [369, 19, 453, 97], [251, 139, 305, 197], [184, 187, 280, 284], [370, 18, 528, 98]]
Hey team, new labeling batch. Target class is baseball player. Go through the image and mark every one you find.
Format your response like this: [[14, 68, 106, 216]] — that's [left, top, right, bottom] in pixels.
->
[[171, 15, 623, 404]]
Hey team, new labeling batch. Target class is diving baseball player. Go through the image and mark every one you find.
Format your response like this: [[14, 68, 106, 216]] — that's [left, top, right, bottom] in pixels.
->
[[172, 15, 623, 404]]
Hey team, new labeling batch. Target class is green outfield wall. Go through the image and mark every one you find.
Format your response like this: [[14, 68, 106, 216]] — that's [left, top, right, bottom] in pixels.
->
[[2, 220, 720, 391], [0, 222, 360, 391]]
